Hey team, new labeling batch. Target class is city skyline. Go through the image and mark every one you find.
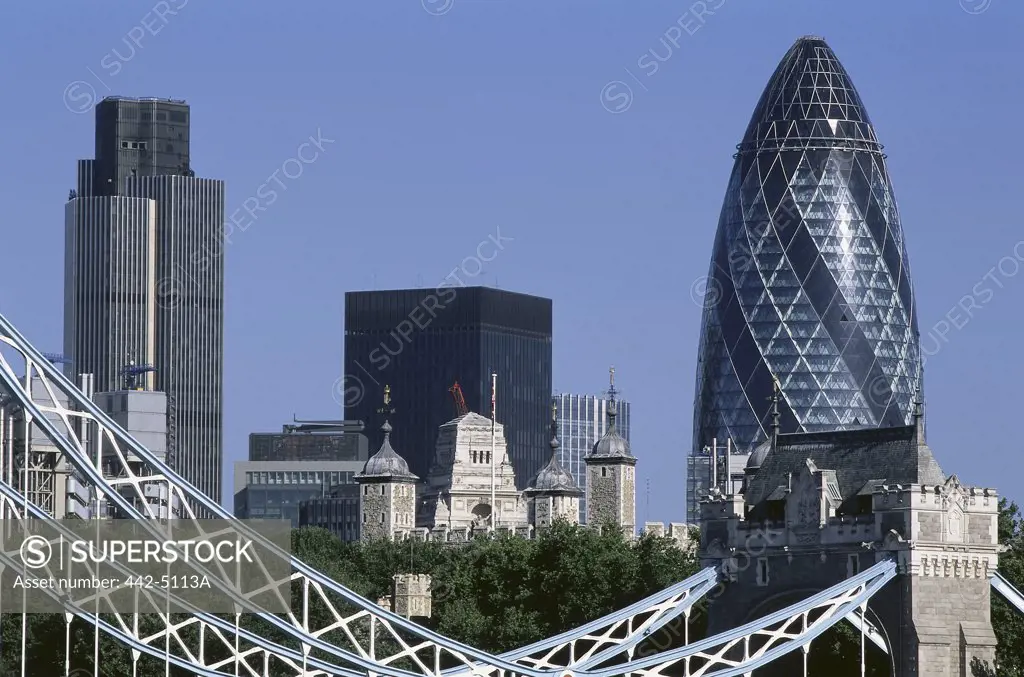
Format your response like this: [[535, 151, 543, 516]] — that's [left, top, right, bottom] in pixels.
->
[[0, 4, 1019, 522], [0, 5, 1020, 672]]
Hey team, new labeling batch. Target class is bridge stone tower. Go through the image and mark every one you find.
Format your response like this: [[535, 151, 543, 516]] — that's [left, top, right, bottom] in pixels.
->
[[700, 394, 999, 676], [584, 369, 636, 533]]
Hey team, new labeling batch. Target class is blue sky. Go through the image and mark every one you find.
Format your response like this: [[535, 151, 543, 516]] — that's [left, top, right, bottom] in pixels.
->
[[0, 0, 1021, 520]]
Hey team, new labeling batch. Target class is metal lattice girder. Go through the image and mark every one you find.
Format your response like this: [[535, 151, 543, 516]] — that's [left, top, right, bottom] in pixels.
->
[[0, 313, 721, 677], [0, 483, 370, 677], [0, 470, 719, 677], [0, 315, 542, 677], [992, 571, 1024, 616], [0, 310, 900, 677], [0, 488, 721, 677], [458, 567, 719, 675], [583, 559, 896, 677]]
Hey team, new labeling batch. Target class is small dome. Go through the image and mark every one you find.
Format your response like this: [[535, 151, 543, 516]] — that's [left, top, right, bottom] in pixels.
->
[[529, 435, 581, 494], [359, 421, 417, 480], [746, 438, 772, 471], [588, 403, 634, 461]]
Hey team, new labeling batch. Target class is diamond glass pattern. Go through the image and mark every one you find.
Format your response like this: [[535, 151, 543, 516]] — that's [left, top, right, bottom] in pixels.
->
[[692, 36, 921, 458]]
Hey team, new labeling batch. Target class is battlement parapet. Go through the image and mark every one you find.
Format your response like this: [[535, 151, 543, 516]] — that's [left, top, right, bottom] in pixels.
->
[[642, 522, 696, 550], [699, 493, 745, 521], [873, 482, 999, 514], [392, 573, 432, 618]]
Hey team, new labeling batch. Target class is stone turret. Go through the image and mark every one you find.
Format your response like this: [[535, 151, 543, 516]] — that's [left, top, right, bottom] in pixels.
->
[[584, 368, 636, 533], [525, 402, 582, 528], [356, 386, 419, 541]]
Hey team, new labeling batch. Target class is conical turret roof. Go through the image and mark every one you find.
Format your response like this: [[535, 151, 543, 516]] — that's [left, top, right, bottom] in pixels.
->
[[358, 420, 418, 481], [586, 370, 635, 464], [528, 408, 581, 494]]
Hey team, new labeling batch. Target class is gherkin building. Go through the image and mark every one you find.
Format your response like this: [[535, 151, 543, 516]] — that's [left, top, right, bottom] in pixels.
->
[[691, 36, 922, 498]]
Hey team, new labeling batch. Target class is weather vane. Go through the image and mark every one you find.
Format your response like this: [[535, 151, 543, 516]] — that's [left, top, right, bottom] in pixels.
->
[[608, 366, 617, 400], [551, 400, 557, 423], [378, 385, 395, 417]]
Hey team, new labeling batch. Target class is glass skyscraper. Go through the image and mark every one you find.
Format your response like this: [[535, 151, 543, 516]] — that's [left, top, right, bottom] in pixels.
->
[[64, 96, 226, 507], [553, 393, 631, 523], [345, 287, 552, 484], [690, 36, 922, 519]]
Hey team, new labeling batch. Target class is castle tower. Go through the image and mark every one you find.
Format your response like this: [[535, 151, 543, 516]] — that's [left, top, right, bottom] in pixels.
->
[[356, 386, 419, 541], [525, 402, 583, 528], [584, 368, 636, 533]]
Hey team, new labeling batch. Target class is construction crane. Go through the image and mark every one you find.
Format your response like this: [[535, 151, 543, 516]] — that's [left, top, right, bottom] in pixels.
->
[[449, 381, 468, 417], [122, 360, 156, 391]]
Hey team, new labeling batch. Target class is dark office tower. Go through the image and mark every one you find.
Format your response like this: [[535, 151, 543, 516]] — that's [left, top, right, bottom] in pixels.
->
[[344, 287, 552, 485], [64, 96, 225, 507], [690, 37, 921, 519], [83, 97, 192, 196]]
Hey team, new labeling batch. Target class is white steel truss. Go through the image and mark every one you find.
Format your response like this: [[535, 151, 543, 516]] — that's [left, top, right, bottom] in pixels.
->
[[582, 559, 895, 677], [992, 571, 1024, 617], [0, 312, 896, 676]]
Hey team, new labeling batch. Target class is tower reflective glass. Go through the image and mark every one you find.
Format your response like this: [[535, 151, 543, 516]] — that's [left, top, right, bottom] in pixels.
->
[[690, 36, 922, 517]]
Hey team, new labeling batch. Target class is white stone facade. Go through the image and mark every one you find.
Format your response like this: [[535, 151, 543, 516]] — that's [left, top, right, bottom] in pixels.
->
[[418, 413, 528, 531]]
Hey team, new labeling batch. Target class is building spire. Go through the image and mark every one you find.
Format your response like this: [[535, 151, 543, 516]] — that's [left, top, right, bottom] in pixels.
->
[[550, 401, 560, 456]]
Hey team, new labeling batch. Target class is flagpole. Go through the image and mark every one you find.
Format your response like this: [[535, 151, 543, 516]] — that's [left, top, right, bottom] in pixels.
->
[[490, 372, 497, 533]]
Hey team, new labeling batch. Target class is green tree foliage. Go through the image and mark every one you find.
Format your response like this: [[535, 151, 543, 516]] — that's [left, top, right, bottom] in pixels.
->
[[290, 521, 700, 654], [990, 498, 1024, 676]]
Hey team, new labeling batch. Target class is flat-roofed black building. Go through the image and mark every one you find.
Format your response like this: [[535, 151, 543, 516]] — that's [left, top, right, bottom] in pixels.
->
[[344, 287, 552, 485]]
